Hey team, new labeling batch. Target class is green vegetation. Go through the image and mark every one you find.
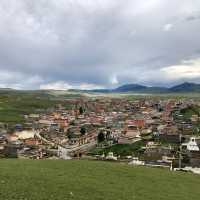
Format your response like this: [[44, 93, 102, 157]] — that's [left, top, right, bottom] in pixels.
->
[[97, 131, 105, 143], [89, 141, 145, 157], [0, 159, 200, 200], [125, 93, 200, 101], [180, 105, 200, 120], [0, 90, 65, 124]]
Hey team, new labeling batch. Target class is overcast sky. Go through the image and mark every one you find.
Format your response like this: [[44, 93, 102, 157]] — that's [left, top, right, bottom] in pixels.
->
[[0, 0, 200, 90]]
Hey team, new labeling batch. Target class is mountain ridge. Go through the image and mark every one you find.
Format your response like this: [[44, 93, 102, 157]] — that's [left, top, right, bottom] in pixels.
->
[[78, 82, 200, 93], [1, 82, 200, 93]]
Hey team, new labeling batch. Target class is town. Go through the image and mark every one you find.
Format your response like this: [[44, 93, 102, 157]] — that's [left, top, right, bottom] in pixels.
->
[[1, 95, 200, 173], [1, 0, 200, 199]]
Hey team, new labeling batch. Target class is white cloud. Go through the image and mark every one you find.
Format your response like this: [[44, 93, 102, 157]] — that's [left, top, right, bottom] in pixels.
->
[[0, 83, 22, 90], [39, 81, 73, 90], [161, 58, 200, 79], [163, 23, 174, 31], [110, 75, 119, 85], [0, 69, 44, 89], [0, 0, 200, 88], [77, 83, 104, 90], [39, 81, 104, 90]]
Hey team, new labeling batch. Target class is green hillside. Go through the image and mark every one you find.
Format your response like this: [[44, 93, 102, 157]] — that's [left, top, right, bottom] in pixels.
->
[[0, 90, 77, 124], [0, 160, 200, 200]]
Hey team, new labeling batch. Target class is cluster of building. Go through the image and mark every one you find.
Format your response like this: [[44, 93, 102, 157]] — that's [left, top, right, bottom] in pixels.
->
[[1, 97, 200, 169]]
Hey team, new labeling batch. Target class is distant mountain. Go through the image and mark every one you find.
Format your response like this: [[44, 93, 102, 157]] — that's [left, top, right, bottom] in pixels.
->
[[169, 82, 200, 92], [0, 88, 14, 91], [86, 82, 200, 93], [114, 84, 167, 93], [2, 82, 198, 94], [68, 89, 112, 93], [114, 84, 147, 92]]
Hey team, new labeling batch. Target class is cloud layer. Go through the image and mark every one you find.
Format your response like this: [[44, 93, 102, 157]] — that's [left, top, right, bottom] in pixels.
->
[[0, 0, 200, 89]]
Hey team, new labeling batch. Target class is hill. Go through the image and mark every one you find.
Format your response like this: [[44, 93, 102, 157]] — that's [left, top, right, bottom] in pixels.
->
[[85, 82, 200, 93], [169, 82, 200, 92], [114, 84, 169, 93], [1, 82, 200, 94], [0, 159, 200, 200], [114, 84, 147, 92], [0, 90, 79, 124]]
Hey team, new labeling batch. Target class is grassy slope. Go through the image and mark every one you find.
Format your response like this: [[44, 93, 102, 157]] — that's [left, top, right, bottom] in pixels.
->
[[0, 90, 83, 124], [0, 160, 200, 200], [0, 91, 63, 123]]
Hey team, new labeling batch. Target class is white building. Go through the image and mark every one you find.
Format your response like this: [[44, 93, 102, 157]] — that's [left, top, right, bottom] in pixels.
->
[[106, 152, 117, 161], [57, 146, 71, 160], [182, 137, 200, 152], [129, 157, 145, 166]]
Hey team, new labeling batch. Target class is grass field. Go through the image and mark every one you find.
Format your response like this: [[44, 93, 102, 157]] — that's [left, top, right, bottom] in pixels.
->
[[89, 141, 145, 157], [0, 160, 200, 200]]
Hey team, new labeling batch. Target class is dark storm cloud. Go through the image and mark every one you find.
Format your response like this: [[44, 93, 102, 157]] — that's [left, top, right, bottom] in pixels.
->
[[0, 0, 200, 89]]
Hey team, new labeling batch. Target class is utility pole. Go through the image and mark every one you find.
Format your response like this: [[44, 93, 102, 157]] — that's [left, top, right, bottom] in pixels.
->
[[178, 126, 183, 169], [179, 134, 182, 168]]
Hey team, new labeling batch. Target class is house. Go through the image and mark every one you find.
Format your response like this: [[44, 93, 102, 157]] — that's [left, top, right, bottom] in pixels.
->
[[57, 146, 71, 160], [129, 157, 145, 166], [0, 134, 6, 157], [106, 152, 117, 161], [125, 125, 140, 137], [15, 124, 23, 131], [117, 119, 142, 144], [24, 137, 42, 146], [182, 137, 200, 152], [182, 137, 200, 167], [15, 130, 35, 140], [29, 114, 40, 119], [68, 131, 97, 146]]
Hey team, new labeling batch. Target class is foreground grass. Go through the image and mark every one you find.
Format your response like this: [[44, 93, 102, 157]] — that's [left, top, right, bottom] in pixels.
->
[[0, 160, 200, 200]]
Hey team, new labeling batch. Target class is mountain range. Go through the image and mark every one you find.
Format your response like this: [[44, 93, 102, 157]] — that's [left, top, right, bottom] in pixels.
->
[[1, 82, 200, 93], [77, 82, 200, 93]]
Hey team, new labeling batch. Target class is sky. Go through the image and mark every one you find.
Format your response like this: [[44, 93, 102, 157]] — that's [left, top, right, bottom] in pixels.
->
[[0, 0, 200, 90]]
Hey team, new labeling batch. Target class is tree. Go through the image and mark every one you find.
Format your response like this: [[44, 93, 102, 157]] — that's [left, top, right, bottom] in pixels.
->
[[67, 131, 74, 139], [79, 106, 84, 115], [106, 130, 111, 140], [69, 121, 75, 126], [80, 127, 86, 135], [97, 131, 105, 143]]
